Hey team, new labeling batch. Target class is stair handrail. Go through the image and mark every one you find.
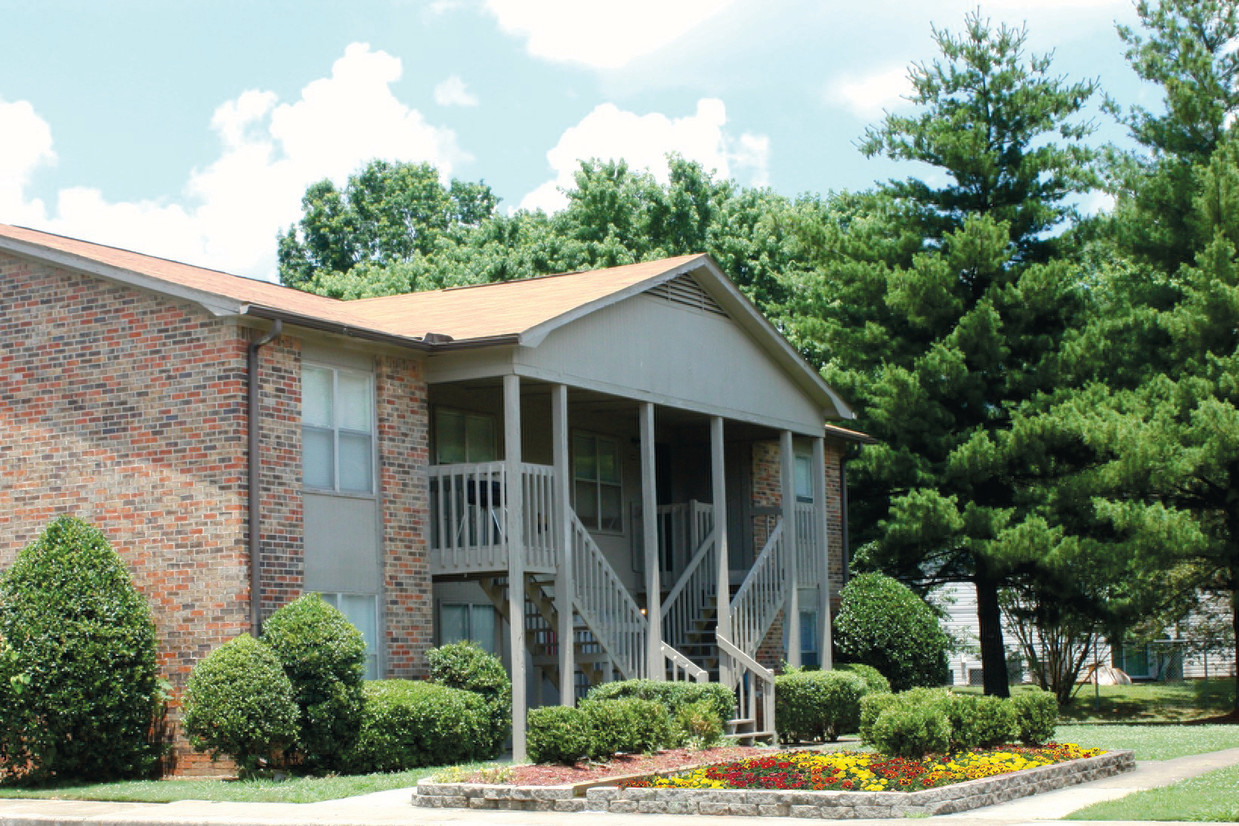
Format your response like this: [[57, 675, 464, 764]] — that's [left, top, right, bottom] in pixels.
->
[[716, 633, 775, 742], [730, 519, 789, 660], [660, 642, 708, 683], [659, 525, 719, 669], [569, 511, 647, 680]]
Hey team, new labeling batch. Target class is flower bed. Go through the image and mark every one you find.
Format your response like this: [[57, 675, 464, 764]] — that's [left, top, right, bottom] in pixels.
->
[[619, 743, 1101, 793], [414, 745, 1136, 817]]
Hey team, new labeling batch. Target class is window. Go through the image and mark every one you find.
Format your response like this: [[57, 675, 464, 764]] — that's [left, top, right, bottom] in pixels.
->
[[435, 408, 497, 464], [302, 364, 374, 494], [319, 592, 379, 679], [794, 455, 814, 504], [573, 433, 622, 532], [440, 603, 497, 654]]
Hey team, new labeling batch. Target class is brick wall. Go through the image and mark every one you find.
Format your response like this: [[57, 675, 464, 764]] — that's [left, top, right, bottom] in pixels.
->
[[375, 353, 433, 677], [0, 252, 250, 774], [256, 335, 304, 619]]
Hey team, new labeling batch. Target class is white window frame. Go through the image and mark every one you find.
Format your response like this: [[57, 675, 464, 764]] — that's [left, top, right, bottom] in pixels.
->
[[572, 431, 624, 534], [302, 363, 376, 495]]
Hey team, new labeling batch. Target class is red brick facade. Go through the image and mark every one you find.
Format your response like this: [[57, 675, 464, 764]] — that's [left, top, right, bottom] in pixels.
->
[[0, 251, 434, 773]]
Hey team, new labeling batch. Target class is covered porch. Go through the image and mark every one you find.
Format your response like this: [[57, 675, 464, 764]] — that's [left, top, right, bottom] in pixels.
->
[[426, 374, 836, 757]]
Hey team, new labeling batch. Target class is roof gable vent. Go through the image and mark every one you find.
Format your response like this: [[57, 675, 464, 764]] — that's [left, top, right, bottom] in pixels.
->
[[647, 274, 728, 317]]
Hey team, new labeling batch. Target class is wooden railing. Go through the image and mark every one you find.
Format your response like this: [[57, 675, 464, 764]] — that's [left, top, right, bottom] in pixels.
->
[[717, 633, 776, 742], [730, 519, 790, 659], [795, 502, 822, 592], [656, 500, 713, 573], [570, 511, 647, 680], [660, 526, 717, 657], [661, 642, 708, 682], [428, 462, 557, 574]]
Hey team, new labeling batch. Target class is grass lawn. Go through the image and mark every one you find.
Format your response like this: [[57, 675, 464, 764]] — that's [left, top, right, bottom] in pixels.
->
[[955, 678, 1236, 723], [0, 762, 506, 804], [1055, 724, 1239, 760], [1065, 763, 1239, 822]]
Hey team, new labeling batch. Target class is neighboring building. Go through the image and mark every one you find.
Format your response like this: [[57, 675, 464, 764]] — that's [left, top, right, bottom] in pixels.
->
[[0, 224, 862, 770], [938, 583, 1237, 686]]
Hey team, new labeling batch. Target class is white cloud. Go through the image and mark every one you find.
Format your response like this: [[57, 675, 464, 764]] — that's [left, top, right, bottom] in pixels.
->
[[0, 98, 56, 225], [827, 66, 913, 120], [520, 98, 768, 213], [485, 0, 735, 69], [434, 75, 479, 107], [0, 43, 467, 281]]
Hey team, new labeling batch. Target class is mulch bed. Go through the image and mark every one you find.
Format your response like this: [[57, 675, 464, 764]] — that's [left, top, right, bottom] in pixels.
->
[[472, 745, 781, 786]]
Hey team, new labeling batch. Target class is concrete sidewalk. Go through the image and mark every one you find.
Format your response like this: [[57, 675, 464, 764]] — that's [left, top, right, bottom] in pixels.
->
[[0, 747, 1234, 826]]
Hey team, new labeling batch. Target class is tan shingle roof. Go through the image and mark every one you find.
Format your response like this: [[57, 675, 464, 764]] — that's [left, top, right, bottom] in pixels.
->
[[0, 223, 705, 345]]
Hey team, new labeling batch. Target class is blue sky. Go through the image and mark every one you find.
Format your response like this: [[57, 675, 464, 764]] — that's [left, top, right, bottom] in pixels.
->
[[2, 0, 1152, 281]]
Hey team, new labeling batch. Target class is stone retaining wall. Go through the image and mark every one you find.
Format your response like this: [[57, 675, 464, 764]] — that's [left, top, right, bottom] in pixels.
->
[[414, 749, 1134, 817]]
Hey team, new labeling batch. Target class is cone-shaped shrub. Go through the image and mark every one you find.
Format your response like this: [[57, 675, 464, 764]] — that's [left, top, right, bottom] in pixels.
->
[[0, 516, 162, 784]]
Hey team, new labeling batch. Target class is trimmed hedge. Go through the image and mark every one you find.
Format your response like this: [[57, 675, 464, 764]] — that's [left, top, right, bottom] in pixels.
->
[[835, 662, 892, 695], [775, 669, 868, 743], [1011, 690, 1058, 745], [345, 680, 490, 772], [585, 679, 734, 728], [0, 517, 163, 783], [262, 593, 366, 773], [427, 641, 511, 758], [581, 697, 672, 759], [946, 693, 1018, 751], [674, 699, 725, 748], [527, 705, 590, 765], [183, 634, 300, 778], [870, 702, 951, 758]]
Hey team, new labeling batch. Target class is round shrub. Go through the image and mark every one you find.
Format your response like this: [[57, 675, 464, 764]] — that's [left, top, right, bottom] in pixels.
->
[[0, 516, 162, 783], [261, 593, 365, 773], [775, 670, 867, 743], [580, 697, 671, 759], [946, 694, 1018, 750], [859, 687, 950, 748], [834, 573, 950, 692], [345, 680, 490, 773], [585, 679, 734, 728], [427, 641, 511, 758], [869, 703, 951, 759], [1011, 690, 1058, 745], [527, 705, 590, 765], [858, 692, 898, 745], [183, 634, 300, 778], [673, 700, 725, 749], [835, 662, 892, 695]]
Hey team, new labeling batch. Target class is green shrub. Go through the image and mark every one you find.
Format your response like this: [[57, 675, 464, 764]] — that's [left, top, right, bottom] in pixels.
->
[[775, 670, 867, 743], [673, 700, 725, 749], [183, 634, 300, 778], [345, 680, 490, 773], [580, 697, 671, 759], [1011, 690, 1058, 745], [869, 703, 951, 759], [858, 692, 898, 745], [945, 693, 1018, 750], [427, 641, 511, 758], [834, 573, 950, 692], [585, 679, 734, 728], [261, 593, 366, 773], [527, 706, 590, 765], [835, 663, 892, 695], [0, 517, 163, 783]]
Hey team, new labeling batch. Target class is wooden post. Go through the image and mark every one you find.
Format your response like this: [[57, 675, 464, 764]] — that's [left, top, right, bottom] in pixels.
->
[[712, 416, 732, 685], [781, 430, 801, 669], [504, 374, 527, 761], [641, 402, 663, 680], [813, 436, 832, 669], [552, 384, 574, 704]]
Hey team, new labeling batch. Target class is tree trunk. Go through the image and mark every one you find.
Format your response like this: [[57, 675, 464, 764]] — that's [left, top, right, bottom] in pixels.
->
[[1231, 592, 1238, 712], [976, 573, 1010, 698]]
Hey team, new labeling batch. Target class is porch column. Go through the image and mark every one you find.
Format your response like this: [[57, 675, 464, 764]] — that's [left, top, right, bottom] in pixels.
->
[[711, 417, 732, 685], [640, 402, 663, 680], [552, 384, 575, 703], [504, 374, 527, 761], [781, 430, 801, 668], [813, 436, 833, 669]]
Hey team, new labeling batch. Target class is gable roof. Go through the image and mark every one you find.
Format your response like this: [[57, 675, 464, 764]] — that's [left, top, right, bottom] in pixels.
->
[[0, 223, 852, 419]]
